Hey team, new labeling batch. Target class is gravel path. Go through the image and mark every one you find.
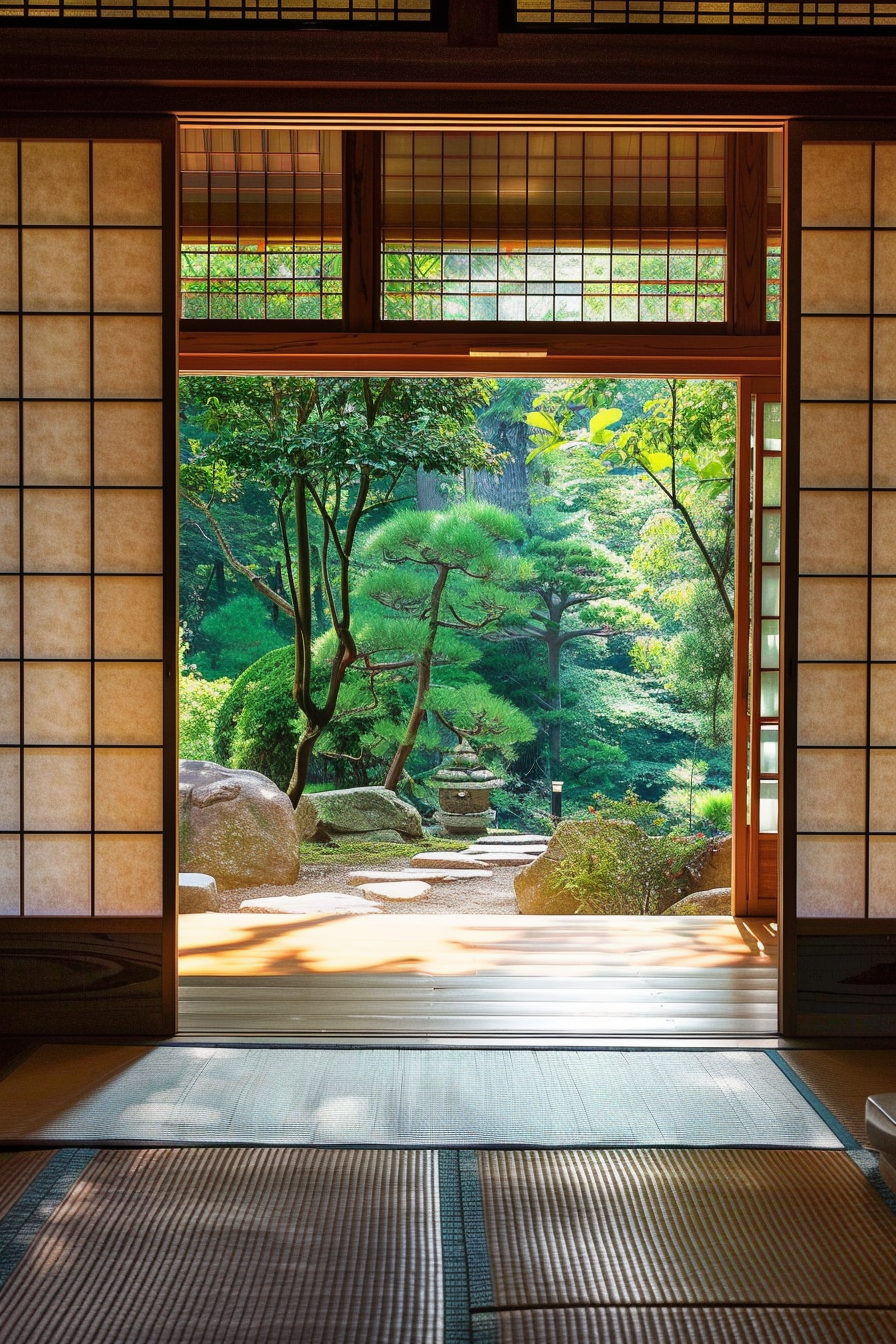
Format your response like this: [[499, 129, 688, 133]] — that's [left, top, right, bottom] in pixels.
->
[[213, 856, 522, 916]]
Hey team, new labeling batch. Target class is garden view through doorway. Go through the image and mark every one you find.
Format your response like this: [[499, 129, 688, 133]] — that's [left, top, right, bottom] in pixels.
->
[[176, 373, 777, 1035]]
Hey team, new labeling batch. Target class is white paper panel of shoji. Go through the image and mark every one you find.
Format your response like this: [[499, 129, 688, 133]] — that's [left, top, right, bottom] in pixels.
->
[[0, 139, 164, 917], [797, 142, 896, 918]]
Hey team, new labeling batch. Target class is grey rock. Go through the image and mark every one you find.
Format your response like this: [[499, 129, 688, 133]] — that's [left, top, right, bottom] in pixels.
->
[[295, 786, 423, 842], [462, 850, 538, 867], [411, 852, 491, 871], [239, 892, 381, 916], [662, 887, 732, 916], [513, 837, 580, 916], [353, 829, 408, 844], [482, 834, 550, 846], [179, 760, 300, 891], [348, 869, 477, 885], [357, 880, 431, 901], [686, 835, 732, 893], [178, 872, 218, 914]]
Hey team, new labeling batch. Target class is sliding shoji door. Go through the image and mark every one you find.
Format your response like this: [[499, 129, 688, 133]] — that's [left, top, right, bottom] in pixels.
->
[[0, 119, 178, 1037], [783, 123, 896, 1036]]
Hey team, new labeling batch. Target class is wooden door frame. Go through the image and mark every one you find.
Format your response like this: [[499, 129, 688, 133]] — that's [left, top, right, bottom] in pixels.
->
[[733, 376, 782, 921], [176, 332, 782, 1010]]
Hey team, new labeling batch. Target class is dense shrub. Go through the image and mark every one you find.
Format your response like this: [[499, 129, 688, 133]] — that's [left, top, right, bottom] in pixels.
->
[[552, 814, 707, 916], [213, 646, 298, 790], [212, 645, 409, 793]]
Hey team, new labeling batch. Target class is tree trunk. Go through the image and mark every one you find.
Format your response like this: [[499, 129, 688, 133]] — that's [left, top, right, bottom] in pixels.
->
[[416, 467, 457, 511], [546, 633, 562, 778], [287, 727, 320, 803], [465, 417, 531, 516], [383, 564, 449, 791]]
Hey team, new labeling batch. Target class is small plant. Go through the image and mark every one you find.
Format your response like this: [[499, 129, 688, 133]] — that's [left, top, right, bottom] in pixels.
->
[[553, 813, 707, 916], [694, 789, 732, 834], [588, 789, 669, 832]]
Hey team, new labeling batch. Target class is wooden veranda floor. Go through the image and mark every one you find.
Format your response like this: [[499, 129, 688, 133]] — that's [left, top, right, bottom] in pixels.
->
[[178, 914, 778, 1039]]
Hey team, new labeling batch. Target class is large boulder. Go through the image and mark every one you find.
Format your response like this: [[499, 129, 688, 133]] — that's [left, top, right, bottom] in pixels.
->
[[662, 887, 732, 916], [686, 835, 732, 893], [295, 786, 423, 843], [179, 760, 300, 891], [514, 838, 579, 916]]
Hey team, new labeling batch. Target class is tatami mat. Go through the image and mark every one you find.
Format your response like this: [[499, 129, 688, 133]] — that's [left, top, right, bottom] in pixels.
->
[[781, 1050, 896, 1146], [478, 1306, 896, 1343], [0, 1148, 440, 1344], [478, 1148, 896, 1308], [0, 1046, 839, 1147], [0, 1152, 54, 1221]]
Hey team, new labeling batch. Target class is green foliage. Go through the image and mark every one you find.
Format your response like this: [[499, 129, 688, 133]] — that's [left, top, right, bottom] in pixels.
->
[[191, 593, 284, 681], [552, 815, 708, 916], [694, 789, 733, 834], [180, 376, 505, 798], [179, 376, 737, 818], [588, 789, 671, 831], [213, 646, 299, 788], [426, 682, 536, 760], [212, 644, 412, 791], [179, 669, 233, 763]]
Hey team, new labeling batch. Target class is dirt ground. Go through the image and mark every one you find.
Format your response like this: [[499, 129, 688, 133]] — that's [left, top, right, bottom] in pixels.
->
[[214, 855, 522, 916]]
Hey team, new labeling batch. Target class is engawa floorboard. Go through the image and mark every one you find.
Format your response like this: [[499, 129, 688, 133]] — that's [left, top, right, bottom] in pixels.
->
[[178, 914, 778, 1036]]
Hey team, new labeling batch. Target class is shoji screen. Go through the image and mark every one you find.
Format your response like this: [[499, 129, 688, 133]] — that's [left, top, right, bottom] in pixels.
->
[[0, 122, 177, 1036], [785, 126, 896, 1035]]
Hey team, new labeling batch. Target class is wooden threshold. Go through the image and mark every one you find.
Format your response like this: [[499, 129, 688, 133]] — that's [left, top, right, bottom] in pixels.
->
[[178, 330, 781, 378]]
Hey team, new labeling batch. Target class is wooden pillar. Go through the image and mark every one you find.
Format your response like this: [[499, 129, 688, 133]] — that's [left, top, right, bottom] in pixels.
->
[[729, 132, 769, 336], [342, 131, 380, 333], [448, 0, 499, 46]]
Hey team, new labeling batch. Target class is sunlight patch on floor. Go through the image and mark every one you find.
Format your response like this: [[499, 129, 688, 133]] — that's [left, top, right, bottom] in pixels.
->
[[178, 914, 777, 978]]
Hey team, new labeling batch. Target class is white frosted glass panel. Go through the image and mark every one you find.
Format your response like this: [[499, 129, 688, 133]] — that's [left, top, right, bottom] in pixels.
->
[[760, 620, 780, 670], [761, 512, 781, 564], [760, 671, 779, 718], [761, 566, 780, 618], [760, 725, 779, 776], [759, 781, 779, 834], [763, 456, 781, 507], [763, 402, 782, 452]]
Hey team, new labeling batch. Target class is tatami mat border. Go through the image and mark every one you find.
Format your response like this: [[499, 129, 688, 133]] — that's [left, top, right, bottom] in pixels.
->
[[766, 1050, 861, 1149], [0, 1149, 97, 1293]]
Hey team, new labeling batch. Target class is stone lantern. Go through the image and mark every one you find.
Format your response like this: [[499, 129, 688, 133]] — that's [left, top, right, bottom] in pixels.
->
[[432, 738, 504, 837]]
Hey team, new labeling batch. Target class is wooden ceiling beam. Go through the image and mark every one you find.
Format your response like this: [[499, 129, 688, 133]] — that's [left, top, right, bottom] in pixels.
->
[[178, 327, 780, 377]]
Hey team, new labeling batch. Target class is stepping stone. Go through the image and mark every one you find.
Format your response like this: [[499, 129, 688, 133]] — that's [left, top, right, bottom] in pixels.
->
[[483, 834, 549, 846], [239, 892, 382, 916], [179, 872, 218, 913], [348, 869, 478, 885], [411, 852, 491, 871], [357, 880, 431, 902], [465, 844, 545, 855], [459, 851, 537, 867]]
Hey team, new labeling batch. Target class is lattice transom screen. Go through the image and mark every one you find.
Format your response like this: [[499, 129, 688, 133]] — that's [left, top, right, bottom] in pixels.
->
[[796, 141, 896, 917], [0, 139, 166, 917], [0, 0, 430, 21], [514, 0, 896, 23], [181, 129, 342, 320], [381, 131, 727, 322]]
